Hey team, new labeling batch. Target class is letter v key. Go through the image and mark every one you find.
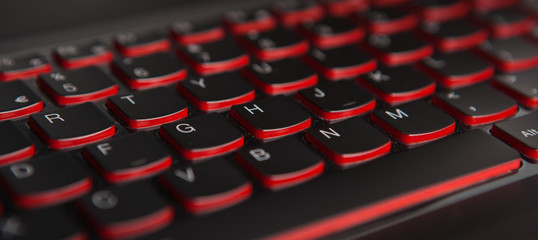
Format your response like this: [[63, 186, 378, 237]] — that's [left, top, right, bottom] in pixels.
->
[[174, 167, 195, 183]]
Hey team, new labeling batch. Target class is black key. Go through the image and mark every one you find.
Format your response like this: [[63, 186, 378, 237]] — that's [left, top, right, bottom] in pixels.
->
[[296, 80, 375, 121], [362, 32, 433, 66], [418, 19, 488, 52], [114, 31, 171, 57], [230, 95, 312, 139], [353, 6, 418, 34], [302, 46, 376, 80], [416, 51, 493, 88], [370, 100, 455, 144], [0, 152, 91, 209], [239, 26, 309, 62], [177, 72, 255, 111], [223, 9, 277, 35], [271, 0, 325, 26], [177, 38, 249, 75], [492, 70, 538, 108], [77, 181, 174, 240], [166, 130, 520, 239], [433, 84, 518, 126], [491, 111, 538, 159], [475, 36, 538, 72], [38, 67, 118, 105], [53, 40, 113, 69], [0, 121, 34, 165], [106, 87, 188, 129], [306, 118, 391, 167], [241, 58, 317, 95], [112, 53, 187, 90], [82, 132, 172, 183], [321, 0, 369, 16], [410, 0, 470, 22], [0, 207, 87, 240], [160, 113, 244, 160], [472, 0, 517, 11], [357, 65, 436, 105], [0, 54, 51, 81], [236, 136, 324, 190], [474, 8, 534, 39], [29, 102, 116, 149], [0, 80, 43, 120], [159, 158, 252, 214], [297, 17, 365, 49], [169, 21, 225, 45]]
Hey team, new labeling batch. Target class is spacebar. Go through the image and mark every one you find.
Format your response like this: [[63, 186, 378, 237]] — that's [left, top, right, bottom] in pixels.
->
[[176, 130, 521, 239]]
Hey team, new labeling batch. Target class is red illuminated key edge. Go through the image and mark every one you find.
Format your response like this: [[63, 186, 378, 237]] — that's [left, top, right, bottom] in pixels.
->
[[114, 39, 171, 57], [491, 126, 538, 159], [414, 1, 470, 22], [415, 61, 493, 88], [272, 5, 324, 27], [0, 145, 35, 166], [229, 108, 311, 139], [370, 113, 456, 144], [295, 93, 376, 120], [417, 28, 488, 53], [53, 51, 114, 69], [297, 26, 365, 49], [37, 77, 118, 105], [0, 101, 43, 121], [491, 80, 538, 108], [361, 42, 433, 66], [241, 68, 318, 95], [223, 17, 277, 35], [82, 150, 173, 183], [176, 50, 249, 75], [302, 54, 376, 80], [238, 38, 309, 62], [170, 27, 225, 45], [356, 14, 418, 34], [0, 64, 52, 81], [111, 64, 187, 90], [159, 177, 253, 214], [473, 48, 538, 73], [432, 96, 518, 126], [235, 153, 325, 190], [176, 84, 255, 111], [159, 128, 244, 160], [264, 158, 521, 240], [106, 99, 188, 129], [305, 132, 391, 166], [357, 77, 436, 104]]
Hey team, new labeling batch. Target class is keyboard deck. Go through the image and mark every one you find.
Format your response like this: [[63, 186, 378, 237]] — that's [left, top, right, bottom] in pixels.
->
[[0, 0, 538, 239]]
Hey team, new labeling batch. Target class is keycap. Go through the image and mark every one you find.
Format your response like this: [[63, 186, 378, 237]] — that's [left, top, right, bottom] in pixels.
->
[[0, 207, 86, 240], [302, 46, 376, 80], [114, 31, 171, 57], [418, 19, 488, 52], [77, 182, 174, 240], [242, 58, 317, 95], [474, 8, 535, 39], [354, 6, 418, 34], [230, 95, 312, 139], [106, 87, 189, 129], [83, 132, 172, 183], [433, 84, 518, 126], [239, 27, 309, 62], [0, 80, 43, 120], [0, 122, 34, 166], [297, 17, 365, 49], [28, 102, 116, 149], [53, 40, 113, 69], [0, 54, 51, 81], [38, 67, 118, 105], [222, 9, 277, 35], [472, 0, 518, 11], [159, 158, 252, 214], [271, 0, 325, 26], [160, 113, 244, 160], [372, 0, 409, 7], [410, 0, 470, 22], [296, 80, 375, 121], [491, 112, 538, 159], [236, 136, 324, 190], [416, 51, 494, 88], [357, 66, 436, 105], [362, 32, 433, 66], [492, 70, 538, 108], [474, 37, 538, 72], [170, 21, 225, 45], [112, 52, 187, 90], [177, 73, 255, 111], [168, 130, 520, 239], [177, 38, 249, 75], [321, 0, 369, 16], [306, 118, 391, 167], [371, 100, 455, 144], [0, 152, 91, 209]]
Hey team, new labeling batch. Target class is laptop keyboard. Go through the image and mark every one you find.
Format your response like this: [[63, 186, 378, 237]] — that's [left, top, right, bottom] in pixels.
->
[[0, 0, 537, 239]]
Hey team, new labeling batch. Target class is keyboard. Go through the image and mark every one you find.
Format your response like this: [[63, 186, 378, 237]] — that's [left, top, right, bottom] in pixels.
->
[[0, 0, 537, 239]]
